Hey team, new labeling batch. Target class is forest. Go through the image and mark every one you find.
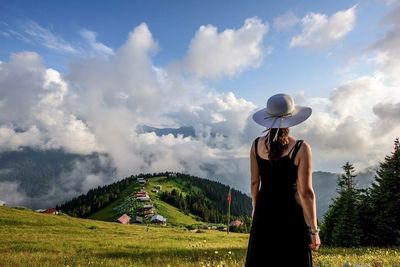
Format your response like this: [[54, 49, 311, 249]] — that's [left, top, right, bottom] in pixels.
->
[[321, 138, 400, 246]]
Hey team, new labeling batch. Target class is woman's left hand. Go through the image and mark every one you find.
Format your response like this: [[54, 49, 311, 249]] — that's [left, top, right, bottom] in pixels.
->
[[309, 234, 321, 251]]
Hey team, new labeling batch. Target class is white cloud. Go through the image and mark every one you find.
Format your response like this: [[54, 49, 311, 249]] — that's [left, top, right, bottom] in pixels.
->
[[290, 6, 357, 49], [0, 181, 27, 206], [292, 75, 400, 171], [372, 102, 400, 132], [3, 20, 116, 58], [273, 11, 300, 32], [371, 5, 400, 84], [0, 52, 45, 127], [23, 20, 79, 54], [185, 17, 268, 79], [79, 29, 114, 57], [0, 52, 104, 155], [0, 125, 43, 151]]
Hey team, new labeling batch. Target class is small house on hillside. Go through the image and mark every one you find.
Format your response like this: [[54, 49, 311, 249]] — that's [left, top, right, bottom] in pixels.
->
[[230, 220, 242, 227], [137, 177, 146, 185], [136, 195, 150, 202], [151, 214, 167, 225], [135, 191, 147, 197], [131, 216, 144, 224], [43, 208, 58, 215], [143, 209, 154, 216], [143, 204, 153, 210], [0, 200, 6, 206], [117, 214, 131, 225]]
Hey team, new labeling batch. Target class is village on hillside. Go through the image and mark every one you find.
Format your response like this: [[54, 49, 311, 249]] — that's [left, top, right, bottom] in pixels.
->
[[115, 177, 167, 226], [28, 174, 245, 231]]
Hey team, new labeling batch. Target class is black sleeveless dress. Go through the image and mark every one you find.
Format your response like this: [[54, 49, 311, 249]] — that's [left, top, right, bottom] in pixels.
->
[[245, 137, 312, 267]]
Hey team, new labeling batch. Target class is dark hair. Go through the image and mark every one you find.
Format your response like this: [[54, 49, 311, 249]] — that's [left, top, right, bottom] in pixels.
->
[[264, 128, 289, 162]]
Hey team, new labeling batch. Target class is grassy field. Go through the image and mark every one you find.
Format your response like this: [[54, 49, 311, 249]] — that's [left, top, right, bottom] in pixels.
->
[[1, 207, 400, 267]]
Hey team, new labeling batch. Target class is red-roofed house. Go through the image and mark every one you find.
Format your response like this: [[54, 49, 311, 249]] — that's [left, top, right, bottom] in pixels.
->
[[229, 220, 242, 227], [43, 208, 58, 215], [117, 214, 131, 224]]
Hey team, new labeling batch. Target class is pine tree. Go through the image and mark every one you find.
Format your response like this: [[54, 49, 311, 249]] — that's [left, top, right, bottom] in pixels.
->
[[368, 138, 400, 246], [321, 162, 362, 246]]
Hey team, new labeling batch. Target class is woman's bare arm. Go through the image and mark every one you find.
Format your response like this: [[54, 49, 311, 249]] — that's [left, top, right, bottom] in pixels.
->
[[250, 139, 261, 217], [297, 141, 320, 250]]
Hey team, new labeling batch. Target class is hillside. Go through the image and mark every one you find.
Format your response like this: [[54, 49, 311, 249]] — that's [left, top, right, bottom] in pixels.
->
[[60, 172, 252, 229], [88, 176, 200, 226]]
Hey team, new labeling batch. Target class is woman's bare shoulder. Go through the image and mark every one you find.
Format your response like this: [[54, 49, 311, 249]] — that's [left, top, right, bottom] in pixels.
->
[[299, 140, 312, 157]]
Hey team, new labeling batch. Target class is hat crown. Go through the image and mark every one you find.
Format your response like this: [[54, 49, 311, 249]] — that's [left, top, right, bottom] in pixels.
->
[[266, 93, 295, 116]]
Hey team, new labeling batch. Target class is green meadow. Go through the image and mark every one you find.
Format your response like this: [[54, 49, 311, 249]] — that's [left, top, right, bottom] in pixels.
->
[[0, 207, 399, 267]]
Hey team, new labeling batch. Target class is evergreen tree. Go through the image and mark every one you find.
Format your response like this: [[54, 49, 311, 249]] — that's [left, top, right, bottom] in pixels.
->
[[357, 187, 376, 245], [368, 138, 400, 246], [321, 162, 362, 246]]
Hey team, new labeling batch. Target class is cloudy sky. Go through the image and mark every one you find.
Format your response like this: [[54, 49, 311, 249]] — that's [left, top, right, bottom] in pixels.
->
[[1, 0, 400, 199]]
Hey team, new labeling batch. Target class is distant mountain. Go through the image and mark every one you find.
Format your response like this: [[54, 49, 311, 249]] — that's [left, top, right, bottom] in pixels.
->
[[136, 125, 225, 144], [0, 148, 116, 209], [136, 125, 196, 138]]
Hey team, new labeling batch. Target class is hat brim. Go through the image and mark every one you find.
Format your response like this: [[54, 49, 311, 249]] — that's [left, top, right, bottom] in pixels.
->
[[252, 105, 312, 128]]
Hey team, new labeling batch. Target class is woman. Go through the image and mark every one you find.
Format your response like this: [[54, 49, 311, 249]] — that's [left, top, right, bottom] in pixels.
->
[[245, 93, 320, 267]]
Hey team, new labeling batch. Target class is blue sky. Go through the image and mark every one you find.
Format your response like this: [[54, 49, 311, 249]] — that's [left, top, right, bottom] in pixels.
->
[[1, 0, 400, 198], [0, 0, 390, 105]]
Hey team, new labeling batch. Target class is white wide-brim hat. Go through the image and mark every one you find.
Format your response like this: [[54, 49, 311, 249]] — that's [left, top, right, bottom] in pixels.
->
[[252, 93, 312, 129]]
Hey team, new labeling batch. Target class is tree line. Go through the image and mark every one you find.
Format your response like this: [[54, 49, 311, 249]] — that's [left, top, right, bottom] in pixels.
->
[[321, 138, 400, 247], [158, 173, 252, 232]]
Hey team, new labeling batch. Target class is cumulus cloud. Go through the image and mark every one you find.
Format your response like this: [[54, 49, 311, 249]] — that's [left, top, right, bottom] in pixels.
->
[[185, 17, 268, 79], [0, 181, 26, 206], [0, 52, 104, 154], [0, 125, 43, 151], [79, 29, 114, 57], [290, 6, 357, 49], [58, 22, 259, 195], [373, 102, 400, 132], [273, 11, 300, 32], [371, 5, 400, 84], [292, 76, 400, 171]]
